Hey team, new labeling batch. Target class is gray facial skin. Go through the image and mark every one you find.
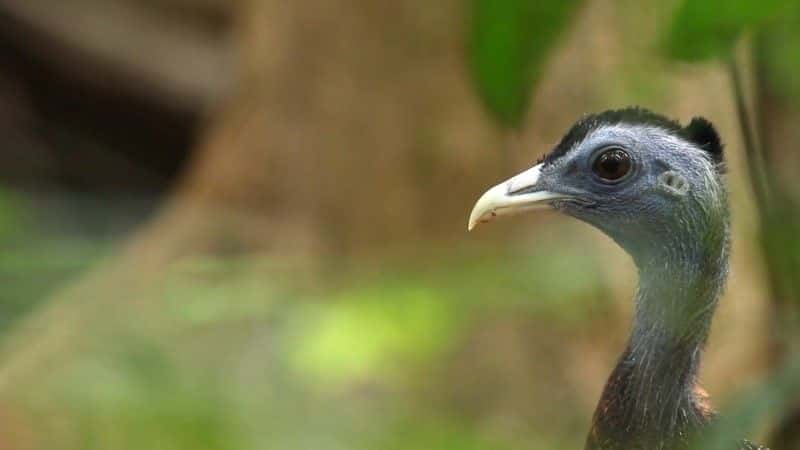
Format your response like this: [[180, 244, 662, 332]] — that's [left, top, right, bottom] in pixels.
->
[[538, 124, 726, 265]]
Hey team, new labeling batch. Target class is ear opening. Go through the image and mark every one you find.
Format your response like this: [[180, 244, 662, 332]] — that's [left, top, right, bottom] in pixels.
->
[[679, 117, 724, 167], [658, 170, 689, 197]]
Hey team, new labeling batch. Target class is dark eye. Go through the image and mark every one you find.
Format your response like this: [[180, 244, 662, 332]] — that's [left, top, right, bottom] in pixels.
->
[[592, 148, 632, 182]]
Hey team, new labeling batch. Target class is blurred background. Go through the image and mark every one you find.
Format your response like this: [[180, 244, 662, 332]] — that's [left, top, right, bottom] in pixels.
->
[[0, 0, 797, 448]]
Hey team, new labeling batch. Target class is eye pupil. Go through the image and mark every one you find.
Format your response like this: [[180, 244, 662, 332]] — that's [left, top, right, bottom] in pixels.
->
[[593, 148, 632, 181]]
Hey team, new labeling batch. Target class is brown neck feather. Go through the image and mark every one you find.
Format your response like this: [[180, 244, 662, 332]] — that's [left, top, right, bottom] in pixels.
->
[[586, 342, 715, 450]]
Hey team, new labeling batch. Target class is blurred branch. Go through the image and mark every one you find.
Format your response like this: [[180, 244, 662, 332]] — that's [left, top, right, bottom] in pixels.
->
[[726, 53, 772, 214]]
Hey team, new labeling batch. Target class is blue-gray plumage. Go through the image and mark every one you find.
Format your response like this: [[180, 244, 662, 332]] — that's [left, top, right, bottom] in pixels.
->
[[468, 107, 767, 450]]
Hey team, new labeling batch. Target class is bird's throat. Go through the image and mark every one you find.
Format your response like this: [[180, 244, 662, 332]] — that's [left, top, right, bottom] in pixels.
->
[[587, 223, 729, 449]]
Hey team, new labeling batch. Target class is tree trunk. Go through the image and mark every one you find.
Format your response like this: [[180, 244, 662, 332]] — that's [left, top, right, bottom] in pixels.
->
[[169, 0, 507, 255], [0, 0, 509, 391]]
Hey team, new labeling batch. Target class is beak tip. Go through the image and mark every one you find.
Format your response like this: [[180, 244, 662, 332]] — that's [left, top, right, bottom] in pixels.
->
[[467, 212, 495, 232]]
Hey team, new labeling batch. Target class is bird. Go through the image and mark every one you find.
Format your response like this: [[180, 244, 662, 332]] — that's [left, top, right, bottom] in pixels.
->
[[468, 107, 767, 450]]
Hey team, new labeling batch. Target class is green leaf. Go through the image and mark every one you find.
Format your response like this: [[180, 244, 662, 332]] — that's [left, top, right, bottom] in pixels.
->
[[468, 0, 582, 128], [664, 0, 795, 61]]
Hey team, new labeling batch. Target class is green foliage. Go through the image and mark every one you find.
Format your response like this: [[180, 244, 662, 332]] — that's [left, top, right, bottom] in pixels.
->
[[0, 191, 107, 330], [757, 20, 800, 104], [9, 224, 608, 449], [0, 189, 24, 243], [468, 0, 582, 128], [291, 286, 459, 385], [761, 199, 800, 309], [39, 341, 244, 450], [696, 358, 800, 450], [161, 257, 281, 326], [664, 0, 796, 61], [378, 418, 523, 450], [288, 231, 611, 387]]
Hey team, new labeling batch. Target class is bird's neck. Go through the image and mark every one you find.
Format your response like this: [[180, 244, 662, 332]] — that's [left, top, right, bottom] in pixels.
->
[[588, 219, 730, 449]]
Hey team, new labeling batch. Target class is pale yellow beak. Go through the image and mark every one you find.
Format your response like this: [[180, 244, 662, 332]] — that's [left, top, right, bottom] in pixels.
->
[[467, 163, 570, 231]]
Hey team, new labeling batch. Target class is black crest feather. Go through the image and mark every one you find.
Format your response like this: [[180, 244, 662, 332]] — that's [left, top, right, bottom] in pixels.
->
[[541, 107, 724, 170], [678, 117, 724, 165]]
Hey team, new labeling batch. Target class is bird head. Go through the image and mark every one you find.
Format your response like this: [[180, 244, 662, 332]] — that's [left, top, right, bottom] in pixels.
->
[[469, 107, 727, 262]]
